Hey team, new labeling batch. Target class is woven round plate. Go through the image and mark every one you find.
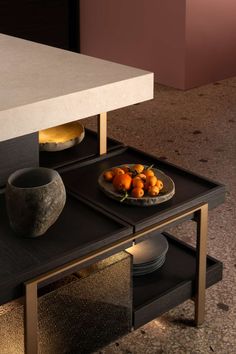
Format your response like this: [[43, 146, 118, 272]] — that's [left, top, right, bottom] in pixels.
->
[[98, 164, 175, 207]]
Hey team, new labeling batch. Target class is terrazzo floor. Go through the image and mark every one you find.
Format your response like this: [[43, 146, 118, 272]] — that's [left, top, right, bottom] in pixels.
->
[[84, 77, 236, 354]]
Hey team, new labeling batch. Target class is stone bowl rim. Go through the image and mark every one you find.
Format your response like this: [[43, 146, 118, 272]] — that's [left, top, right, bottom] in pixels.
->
[[7, 167, 60, 190]]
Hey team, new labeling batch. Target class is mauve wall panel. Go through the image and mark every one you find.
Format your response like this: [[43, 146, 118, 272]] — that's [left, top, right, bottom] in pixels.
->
[[185, 0, 236, 88], [80, 0, 186, 89], [80, 0, 236, 89]]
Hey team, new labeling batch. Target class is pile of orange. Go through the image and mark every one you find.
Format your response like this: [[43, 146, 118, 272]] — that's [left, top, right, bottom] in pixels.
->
[[103, 164, 164, 199]]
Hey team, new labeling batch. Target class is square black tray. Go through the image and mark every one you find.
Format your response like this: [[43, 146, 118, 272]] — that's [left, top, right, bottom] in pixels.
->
[[0, 193, 132, 305], [132, 232, 223, 329], [40, 128, 124, 169], [61, 146, 226, 232]]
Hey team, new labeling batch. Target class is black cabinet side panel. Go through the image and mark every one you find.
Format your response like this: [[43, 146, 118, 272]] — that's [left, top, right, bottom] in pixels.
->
[[0, 133, 39, 187]]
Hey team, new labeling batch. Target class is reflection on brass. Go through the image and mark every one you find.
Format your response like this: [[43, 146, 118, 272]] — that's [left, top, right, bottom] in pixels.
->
[[195, 203, 208, 326], [24, 283, 38, 354], [97, 112, 107, 155], [39, 121, 85, 152], [24, 203, 208, 353]]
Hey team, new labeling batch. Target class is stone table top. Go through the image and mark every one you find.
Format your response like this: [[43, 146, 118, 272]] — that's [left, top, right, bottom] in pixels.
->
[[0, 34, 153, 142]]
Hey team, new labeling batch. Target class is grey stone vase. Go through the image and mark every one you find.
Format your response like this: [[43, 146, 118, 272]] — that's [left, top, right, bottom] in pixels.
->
[[6, 167, 66, 237]]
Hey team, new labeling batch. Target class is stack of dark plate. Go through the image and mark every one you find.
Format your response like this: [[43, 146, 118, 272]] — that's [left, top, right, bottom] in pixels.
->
[[126, 234, 169, 276]]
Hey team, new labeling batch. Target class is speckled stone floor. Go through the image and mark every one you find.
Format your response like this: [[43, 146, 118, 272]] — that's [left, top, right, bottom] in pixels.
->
[[84, 77, 236, 354], [1, 78, 235, 354]]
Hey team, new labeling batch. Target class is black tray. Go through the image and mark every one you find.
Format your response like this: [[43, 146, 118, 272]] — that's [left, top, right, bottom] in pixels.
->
[[40, 128, 124, 169], [0, 193, 132, 305], [132, 232, 223, 329], [61, 146, 226, 231]]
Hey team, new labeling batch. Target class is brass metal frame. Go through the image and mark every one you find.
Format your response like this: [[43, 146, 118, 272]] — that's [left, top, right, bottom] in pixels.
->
[[97, 112, 107, 155], [24, 203, 208, 354], [195, 203, 208, 325]]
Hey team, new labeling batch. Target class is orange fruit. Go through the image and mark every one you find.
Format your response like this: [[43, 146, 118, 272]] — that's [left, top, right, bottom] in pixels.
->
[[144, 176, 155, 190], [113, 173, 132, 192], [131, 187, 144, 198], [148, 186, 160, 197], [132, 164, 144, 174], [143, 169, 155, 178], [132, 177, 144, 189], [112, 167, 125, 176], [137, 173, 147, 181], [103, 170, 114, 182], [132, 176, 141, 183], [156, 179, 163, 190], [148, 176, 157, 187]]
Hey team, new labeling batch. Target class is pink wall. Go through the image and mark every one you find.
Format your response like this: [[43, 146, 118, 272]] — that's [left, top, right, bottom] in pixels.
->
[[80, 0, 186, 88], [80, 0, 236, 89], [185, 0, 236, 88]]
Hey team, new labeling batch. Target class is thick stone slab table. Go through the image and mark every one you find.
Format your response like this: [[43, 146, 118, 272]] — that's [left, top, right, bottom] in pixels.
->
[[0, 33, 153, 142]]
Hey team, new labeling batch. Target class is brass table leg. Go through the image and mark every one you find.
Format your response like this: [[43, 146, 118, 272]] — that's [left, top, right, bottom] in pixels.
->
[[24, 282, 38, 354], [194, 203, 208, 326], [97, 112, 107, 155]]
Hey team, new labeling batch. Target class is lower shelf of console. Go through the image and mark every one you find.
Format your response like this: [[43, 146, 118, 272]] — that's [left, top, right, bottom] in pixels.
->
[[132, 232, 223, 329]]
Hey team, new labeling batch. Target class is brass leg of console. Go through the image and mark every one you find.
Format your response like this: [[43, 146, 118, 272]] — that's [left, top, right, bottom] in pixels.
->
[[24, 282, 38, 354], [97, 112, 107, 155], [194, 203, 208, 326]]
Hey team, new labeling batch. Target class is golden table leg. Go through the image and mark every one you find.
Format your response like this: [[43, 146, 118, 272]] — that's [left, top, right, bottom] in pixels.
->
[[97, 112, 107, 155], [24, 282, 38, 354], [194, 203, 208, 326]]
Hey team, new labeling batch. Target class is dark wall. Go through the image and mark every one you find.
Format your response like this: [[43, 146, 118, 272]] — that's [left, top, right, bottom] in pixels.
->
[[0, 0, 79, 51]]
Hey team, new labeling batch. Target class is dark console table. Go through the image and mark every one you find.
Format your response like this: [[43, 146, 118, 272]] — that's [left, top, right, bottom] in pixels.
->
[[0, 34, 225, 354], [0, 138, 225, 353]]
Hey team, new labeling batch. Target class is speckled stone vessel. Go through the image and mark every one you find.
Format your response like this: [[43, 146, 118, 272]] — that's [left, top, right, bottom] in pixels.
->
[[6, 167, 66, 237]]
